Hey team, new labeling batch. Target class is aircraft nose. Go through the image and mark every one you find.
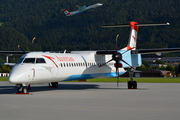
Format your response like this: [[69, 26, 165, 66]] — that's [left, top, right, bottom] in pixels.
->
[[8, 65, 24, 84], [8, 73, 21, 84]]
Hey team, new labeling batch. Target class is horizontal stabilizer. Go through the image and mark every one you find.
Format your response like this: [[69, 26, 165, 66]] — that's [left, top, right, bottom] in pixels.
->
[[102, 22, 170, 28]]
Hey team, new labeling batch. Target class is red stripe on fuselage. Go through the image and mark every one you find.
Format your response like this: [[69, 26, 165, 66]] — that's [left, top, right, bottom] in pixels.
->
[[42, 55, 58, 68]]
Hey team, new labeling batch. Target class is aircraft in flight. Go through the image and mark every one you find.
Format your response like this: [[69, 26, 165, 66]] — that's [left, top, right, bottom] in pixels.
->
[[63, 3, 103, 16], [3, 21, 180, 94]]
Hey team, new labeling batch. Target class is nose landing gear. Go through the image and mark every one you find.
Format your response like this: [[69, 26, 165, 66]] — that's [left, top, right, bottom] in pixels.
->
[[16, 84, 29, 94]]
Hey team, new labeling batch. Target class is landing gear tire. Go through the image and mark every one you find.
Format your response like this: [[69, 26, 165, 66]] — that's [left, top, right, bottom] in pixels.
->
[[22, 87, 27, 93], [17, 85, 28, 93], [128, 81, 137, 89], [128, 81, 132, 89], [132, 81, 137, 89]]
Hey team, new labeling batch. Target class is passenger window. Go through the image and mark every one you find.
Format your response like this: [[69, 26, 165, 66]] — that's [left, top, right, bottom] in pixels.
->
[[23, 58, 35, 63], [36, 58, 46, 63]]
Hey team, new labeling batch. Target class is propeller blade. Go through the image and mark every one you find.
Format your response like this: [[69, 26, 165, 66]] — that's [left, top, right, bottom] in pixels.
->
[[99, 59, 113, 67], [121, 59, 135, 69], [121, 47, 135, 54]]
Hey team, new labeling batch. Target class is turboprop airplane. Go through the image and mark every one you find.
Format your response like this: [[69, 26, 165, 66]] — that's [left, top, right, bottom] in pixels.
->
[[63, 3, 103, 16], [5, 21, 180, 94]]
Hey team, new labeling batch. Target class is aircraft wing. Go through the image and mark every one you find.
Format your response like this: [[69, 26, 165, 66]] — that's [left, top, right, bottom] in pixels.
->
[[0, 51, 72, 55], [96, 50, 116, 55], [131, 48, 180, 54], [0, 51, 28, 55], [1, 48, 180, 55], [96, 48, 180, 55]]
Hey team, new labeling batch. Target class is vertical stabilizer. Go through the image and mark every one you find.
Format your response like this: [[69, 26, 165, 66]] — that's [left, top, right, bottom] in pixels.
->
[[63, 9, 70, 16], [123, 22, 139, 50]]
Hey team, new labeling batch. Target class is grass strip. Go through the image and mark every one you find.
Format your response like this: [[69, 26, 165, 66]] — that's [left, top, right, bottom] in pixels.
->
[[73, 77, 180, 83], [0, 77, 8, 81], [1, 77, 180, 83]]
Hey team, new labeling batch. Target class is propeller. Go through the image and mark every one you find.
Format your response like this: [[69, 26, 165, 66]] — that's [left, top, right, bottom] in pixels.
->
[[99, 48, 135, 87], [99, 34, 135, 87]]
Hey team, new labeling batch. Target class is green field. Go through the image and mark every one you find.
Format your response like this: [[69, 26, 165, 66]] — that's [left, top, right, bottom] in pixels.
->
[[0, 77, 8, 81], [1, 77, 180, 83], [85, 77, 180, 83], [0, 22, 3, 26]]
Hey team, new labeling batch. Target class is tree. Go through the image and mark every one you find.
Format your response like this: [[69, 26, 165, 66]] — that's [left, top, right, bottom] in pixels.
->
[[153, 60, 165, 64], [177, 63, 180, 75], [159, 65, 166, 70], [136, 64, 149, 71], [166, 64, 175, 74], [0, 65, 11, 73]]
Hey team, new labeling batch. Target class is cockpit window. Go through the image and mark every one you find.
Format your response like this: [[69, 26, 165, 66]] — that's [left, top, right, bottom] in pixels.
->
[[17, 57, 46, 64], [23, 58, 35, 63], [36, 58, 46, 63], [16, 55, 26, 64]]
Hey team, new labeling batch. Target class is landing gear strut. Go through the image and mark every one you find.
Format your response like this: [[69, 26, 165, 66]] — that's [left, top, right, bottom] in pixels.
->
[[17, 84, 28, 94], [127, 70, 137, 89], [49, 82, 59, 88]]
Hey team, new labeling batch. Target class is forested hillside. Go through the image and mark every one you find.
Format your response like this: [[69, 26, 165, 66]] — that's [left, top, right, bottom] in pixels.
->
[[0, 0, 179, 62]]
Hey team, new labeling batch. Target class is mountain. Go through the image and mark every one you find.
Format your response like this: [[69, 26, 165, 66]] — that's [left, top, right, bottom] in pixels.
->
[[0, 0, 179, 62]]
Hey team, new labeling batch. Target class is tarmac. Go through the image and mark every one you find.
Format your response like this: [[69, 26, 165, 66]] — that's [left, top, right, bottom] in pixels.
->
[[0, 81, 180, 120]]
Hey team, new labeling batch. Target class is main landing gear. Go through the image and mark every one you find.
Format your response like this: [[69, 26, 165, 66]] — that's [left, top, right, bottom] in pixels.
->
[[127, 70, 137, 89], [49, 82, 59, 88], [16, 84, 29, 94]]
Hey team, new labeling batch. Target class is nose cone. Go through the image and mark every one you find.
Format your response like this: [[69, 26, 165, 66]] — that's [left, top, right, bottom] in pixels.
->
[[8, 65, 23, 84], [97, 3, 103, 6], [8, 72, 21, 84]]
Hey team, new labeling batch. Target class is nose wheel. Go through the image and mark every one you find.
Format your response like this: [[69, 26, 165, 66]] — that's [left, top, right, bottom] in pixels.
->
[[16, 84, 29, 94]]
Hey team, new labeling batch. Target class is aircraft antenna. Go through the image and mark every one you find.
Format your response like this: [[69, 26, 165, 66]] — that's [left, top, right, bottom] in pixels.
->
[[64, 49, 66, 54], [32, 37, 36, 52], [116, 34, 119, 51], [18, 45, 26, 53]]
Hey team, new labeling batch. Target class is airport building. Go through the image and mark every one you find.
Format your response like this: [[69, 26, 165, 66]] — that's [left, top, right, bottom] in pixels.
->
[[143, 57, 180, 63]]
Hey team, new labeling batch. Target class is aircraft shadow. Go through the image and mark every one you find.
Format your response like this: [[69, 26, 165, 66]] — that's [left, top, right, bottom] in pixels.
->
[[30, 83, 100, 92], [0, 86, 17, 94], [0, 83, 148, 94]]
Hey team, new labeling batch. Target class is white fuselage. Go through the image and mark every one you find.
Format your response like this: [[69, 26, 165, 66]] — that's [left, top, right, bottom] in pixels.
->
[[67, 3, 102, 16], [8, 51, 126, 85]]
